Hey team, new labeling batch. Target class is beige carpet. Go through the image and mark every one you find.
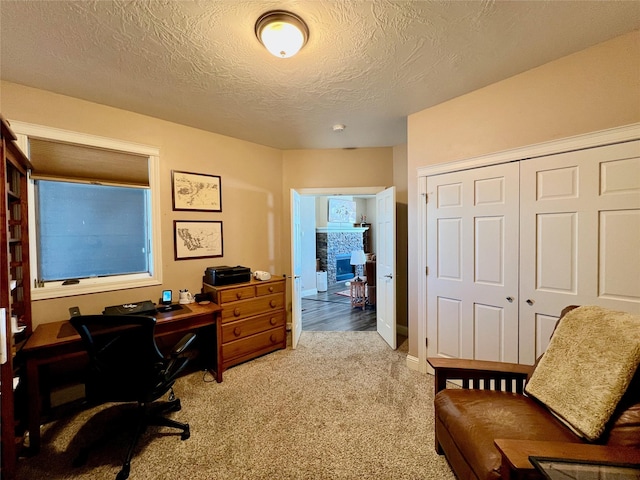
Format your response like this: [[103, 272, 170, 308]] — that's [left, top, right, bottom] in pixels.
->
[[17, 332, 455, 480]]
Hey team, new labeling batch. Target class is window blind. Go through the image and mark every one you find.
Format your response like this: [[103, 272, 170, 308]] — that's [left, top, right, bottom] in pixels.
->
[[28, 138, 149, 186]]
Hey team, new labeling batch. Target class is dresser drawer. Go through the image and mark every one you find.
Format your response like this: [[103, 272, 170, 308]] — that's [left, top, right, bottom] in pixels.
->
[[218, 285, 255, 304], [203, 277, 286, 381], [221, 312, 285, 342], [220, 294, 284, 322], [256, 281, 285, 297], [222, 328, 286, 362]]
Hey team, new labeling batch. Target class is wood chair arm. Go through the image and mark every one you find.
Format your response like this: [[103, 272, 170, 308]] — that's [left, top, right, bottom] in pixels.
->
[[428, 357, 535, 396], [494, 438, 640, 478]]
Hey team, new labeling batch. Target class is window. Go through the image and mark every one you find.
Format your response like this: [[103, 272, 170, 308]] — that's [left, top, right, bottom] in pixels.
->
[[11, 121, 162, 300], [35, 181, 150, 281]]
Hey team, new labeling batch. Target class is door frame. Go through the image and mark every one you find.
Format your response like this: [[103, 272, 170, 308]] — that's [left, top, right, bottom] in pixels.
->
[[291, 186, 389, 336], [414, 123, 640, 374]]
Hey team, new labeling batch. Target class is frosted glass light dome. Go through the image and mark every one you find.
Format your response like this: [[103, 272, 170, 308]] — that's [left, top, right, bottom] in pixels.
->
[[255, 11, 309, 59]]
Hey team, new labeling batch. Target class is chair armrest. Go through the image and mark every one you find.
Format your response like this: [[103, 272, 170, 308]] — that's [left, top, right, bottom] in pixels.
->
[[171, 332, 197, 357], [428, 357, 534, 396], [162, 333, 197, 382], [494, 438, 640, 478]]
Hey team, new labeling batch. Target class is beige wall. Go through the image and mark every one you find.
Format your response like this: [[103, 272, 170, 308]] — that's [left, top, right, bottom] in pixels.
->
[[393, 143, 408, 331], [2, 81, 284, 328], [281, 147, 394, 274], [1, 82, 396, 330], [406, 31, 640, 357]]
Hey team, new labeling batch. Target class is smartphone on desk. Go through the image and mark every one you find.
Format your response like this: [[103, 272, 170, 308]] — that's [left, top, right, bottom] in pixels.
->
[[161, 290, 172, 305]]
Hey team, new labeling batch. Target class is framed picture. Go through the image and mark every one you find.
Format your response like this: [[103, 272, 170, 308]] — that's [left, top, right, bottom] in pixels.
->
[[174, 220, 223, 260], [172, 170, 222, 212], [328, 198, 356, 223]]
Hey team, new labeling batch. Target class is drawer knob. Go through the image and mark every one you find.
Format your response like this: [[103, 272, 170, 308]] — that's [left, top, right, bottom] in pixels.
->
[[268, 286, 274, 293], [269, 317, 277, 325], [234, 327, 241, 337], [236, 292, 242, 299], [233, 307, 241, 317], [270, 334, 277, 343], [270, 300, 276, 308]]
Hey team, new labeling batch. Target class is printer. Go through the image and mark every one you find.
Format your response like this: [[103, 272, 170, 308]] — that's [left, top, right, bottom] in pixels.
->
[[203, 265, 251, 286]]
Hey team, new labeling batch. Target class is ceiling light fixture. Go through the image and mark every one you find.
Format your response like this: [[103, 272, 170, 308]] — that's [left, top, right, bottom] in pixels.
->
[[255, 10, 309, 58]]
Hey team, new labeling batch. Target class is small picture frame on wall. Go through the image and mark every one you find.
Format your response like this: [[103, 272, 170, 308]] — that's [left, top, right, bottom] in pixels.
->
[[172, 170, 222, 212], [174, 220, 223, 260]]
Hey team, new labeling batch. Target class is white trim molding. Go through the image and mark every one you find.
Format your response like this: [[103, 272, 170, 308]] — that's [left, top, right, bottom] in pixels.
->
[[316, 226, 369, 234], [406, 354, 420, 372], [417, 123, 640, 178]]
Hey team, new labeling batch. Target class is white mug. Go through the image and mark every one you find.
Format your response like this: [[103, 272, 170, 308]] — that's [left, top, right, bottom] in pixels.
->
[[179, 290, 193, 304]]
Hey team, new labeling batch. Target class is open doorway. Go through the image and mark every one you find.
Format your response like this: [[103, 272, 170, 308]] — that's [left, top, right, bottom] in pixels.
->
[[290, 186, 397, 350], [297, 192, 377, 332]]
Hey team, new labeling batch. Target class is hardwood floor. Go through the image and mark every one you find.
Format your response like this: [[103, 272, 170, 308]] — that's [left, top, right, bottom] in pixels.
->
[[302, 280, 376, 331]]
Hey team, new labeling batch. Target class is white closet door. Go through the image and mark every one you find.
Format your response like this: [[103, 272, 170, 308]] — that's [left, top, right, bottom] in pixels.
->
[[426, 162, 519, 362], [519, 140, 640, 364]]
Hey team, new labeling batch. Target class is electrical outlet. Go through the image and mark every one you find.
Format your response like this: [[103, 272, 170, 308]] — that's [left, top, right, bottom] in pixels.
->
[[68, 306, 81, 318]]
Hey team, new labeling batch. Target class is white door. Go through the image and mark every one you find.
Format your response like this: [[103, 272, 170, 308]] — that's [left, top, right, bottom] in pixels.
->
[[426, 162, 520, 362], [519, 140, 640, 364], [376, 187, 397, 349], [290, 189, 303, 349]]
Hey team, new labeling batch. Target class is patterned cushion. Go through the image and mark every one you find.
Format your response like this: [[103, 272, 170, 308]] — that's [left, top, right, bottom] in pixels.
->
[[525, 306, 640, 441]]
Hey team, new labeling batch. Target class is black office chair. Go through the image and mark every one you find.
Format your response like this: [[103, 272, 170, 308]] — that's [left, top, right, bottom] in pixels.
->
[[70, 315, 196, 480]]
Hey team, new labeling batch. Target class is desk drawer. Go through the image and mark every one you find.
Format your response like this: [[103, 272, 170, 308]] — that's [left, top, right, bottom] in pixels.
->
[[222, 328, 286, 363], [220, 294, 284, 323], [222, 312, 285, 343]]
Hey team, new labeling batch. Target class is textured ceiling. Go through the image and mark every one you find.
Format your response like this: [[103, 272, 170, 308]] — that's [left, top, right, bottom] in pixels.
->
[[1, 1, 639, 150]]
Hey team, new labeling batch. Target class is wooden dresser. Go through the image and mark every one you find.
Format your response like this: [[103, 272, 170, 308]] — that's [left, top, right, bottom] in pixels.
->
[[203, 277, 286, 379]]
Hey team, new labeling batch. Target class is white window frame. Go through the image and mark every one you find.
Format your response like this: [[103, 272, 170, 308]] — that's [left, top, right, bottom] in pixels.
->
[[11, 120, 163, 300]]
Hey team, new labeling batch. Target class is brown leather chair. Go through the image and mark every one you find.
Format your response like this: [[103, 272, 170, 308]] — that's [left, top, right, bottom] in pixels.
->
[[428, 306, 640, 480]]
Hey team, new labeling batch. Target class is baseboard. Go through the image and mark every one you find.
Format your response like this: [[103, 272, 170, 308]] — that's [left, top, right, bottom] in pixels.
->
[[301, 288, 318, 297], [406, 353, 425, 373], [397, 324, 408, 337]]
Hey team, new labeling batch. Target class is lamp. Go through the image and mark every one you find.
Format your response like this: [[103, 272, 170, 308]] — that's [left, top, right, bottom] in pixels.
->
[[350, 250, 367, 282], [255, 10, 309, 58]]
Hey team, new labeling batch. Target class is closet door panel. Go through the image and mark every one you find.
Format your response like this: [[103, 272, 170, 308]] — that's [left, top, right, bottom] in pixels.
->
[[519, 140, 640, 364], [474, 304, 506, 362], [599, 210, 640, 301], [436, 297, 462, 359], [427, 162, 519, 362], [536, 212, 577, 293], [535, 313, 559, 359], [475, 216, 505, 285]]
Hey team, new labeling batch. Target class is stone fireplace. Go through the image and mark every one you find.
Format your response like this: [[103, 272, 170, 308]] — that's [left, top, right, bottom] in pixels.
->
[[316, 226, 368, 285]]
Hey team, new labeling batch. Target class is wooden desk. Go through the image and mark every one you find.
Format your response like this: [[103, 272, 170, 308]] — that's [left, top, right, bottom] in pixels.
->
[[494, 439, 640, 480], [22, 302, 222, 453]]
